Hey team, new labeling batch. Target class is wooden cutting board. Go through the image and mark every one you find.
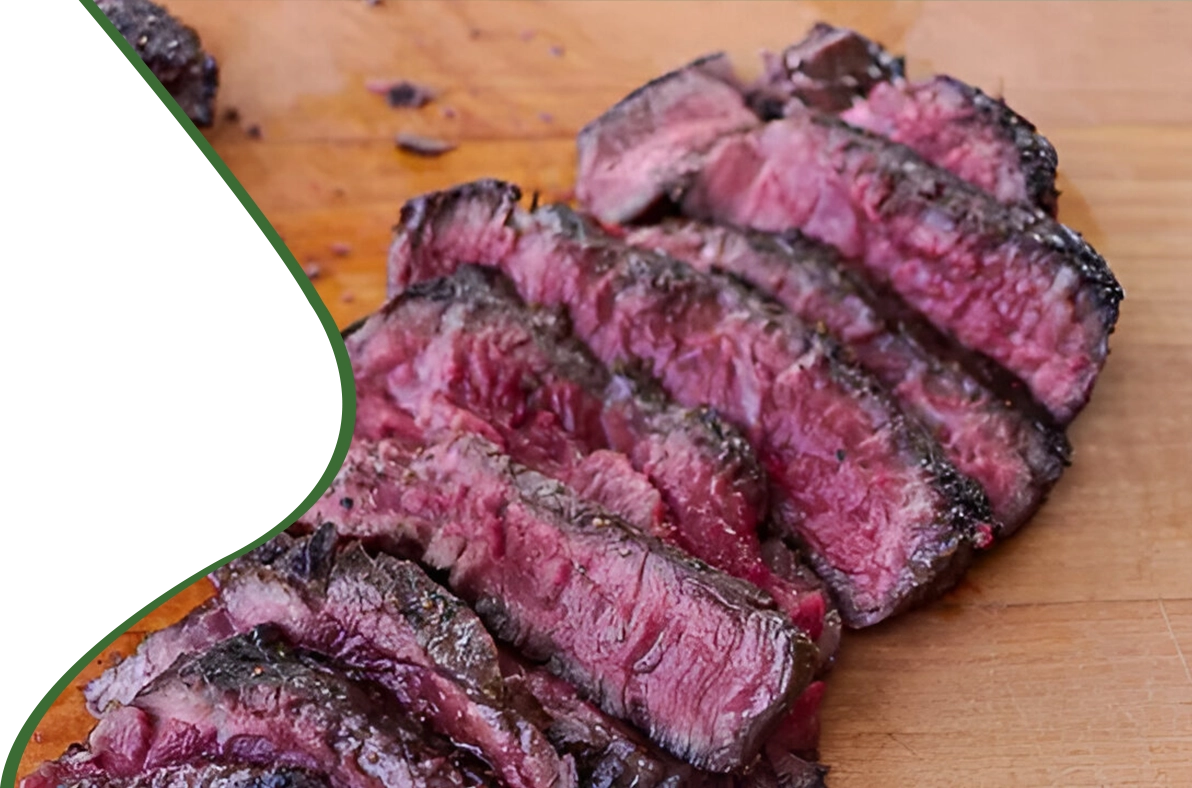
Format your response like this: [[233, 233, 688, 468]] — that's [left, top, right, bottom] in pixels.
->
[[17, 2, 1192, 785]]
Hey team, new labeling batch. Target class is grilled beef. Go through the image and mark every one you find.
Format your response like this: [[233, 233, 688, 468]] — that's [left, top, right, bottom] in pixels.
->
[[25, 763, 330, 788], [625, 220, 1071, 531], [85, 528, 571, 788], [500, 653, 827, 788], [575, 60, 1122, 424], [94, 0, 219, 127], [386, 179, 993, 627], [31, 627, 488, 788], [346, 266, 835, 654], [752, 23, 1059, 214]]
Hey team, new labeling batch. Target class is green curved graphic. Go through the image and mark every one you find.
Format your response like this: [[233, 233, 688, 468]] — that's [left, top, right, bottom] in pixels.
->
[[4, 0, 355, 772]]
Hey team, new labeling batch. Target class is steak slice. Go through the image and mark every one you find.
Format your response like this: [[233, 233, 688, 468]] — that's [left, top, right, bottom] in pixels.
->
[[30, 627, 487, 788], [85, 527, 572, 788], [386, 179, 994, 627], [94, 0, 219, 127], [500, 653, 828, 788], [574, 60, 1122, 423], [347, 266, 835, 654], [23, 762, 329, 788], [751, 23, 1060, 214], [625, 220, 1071, 531], [303, 431, 815, 772]]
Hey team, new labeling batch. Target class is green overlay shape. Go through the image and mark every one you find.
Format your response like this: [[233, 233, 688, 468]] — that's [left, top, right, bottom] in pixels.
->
[[2, 0, 355, 772]]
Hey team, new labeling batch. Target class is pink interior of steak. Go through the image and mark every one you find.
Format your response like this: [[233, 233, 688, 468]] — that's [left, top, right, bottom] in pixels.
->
[[387, 182, 989, 627], [840, 78, 1032, 208], [576, 54, 760, 224], [683, 111, 1106, 421]]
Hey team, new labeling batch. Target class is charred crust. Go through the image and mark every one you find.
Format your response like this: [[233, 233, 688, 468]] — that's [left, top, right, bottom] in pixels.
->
[[95, 0, 219, 127]]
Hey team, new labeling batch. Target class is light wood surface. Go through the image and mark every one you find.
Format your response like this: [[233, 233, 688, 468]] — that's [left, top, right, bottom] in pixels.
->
[[17, 2, 1192, 785]]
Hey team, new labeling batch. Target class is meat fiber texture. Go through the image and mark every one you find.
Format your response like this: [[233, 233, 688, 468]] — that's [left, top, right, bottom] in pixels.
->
[[575, 60, 1122, 425], [500, 652, 827, 788], [386, 179, 994, 628], [84, 527, 572, 788], [95, 0, 219, 127], [344, 266, 836, 659], [29, 627, 491, 788], [304, 430, 815, 773], [751, 23, 1060, 215], [625, 220, 1071, 533]]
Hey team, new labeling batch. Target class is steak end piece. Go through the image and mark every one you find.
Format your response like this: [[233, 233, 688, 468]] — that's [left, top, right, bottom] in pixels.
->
[[95, 0, 219, 127], [386, 180, 997, 628], [752, 22, 905, 115], [306, 432, 817, 772], [754, 22, 1059, 215], [576, 53, 758, 225]]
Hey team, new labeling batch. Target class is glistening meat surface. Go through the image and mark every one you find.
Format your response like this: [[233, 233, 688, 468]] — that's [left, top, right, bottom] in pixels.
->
[[575, 61, 1122, 423], [346, 266, 834, 652], [625, 220, 1071, 532], [31, 627, 488, 788], [304, 431, 814, 772], [386, 180, 993, 628]]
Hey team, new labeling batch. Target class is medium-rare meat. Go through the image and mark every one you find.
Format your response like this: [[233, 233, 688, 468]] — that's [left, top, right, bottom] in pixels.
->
[[346, 266, 835, 654], [25, 762, 330, 788], [303, 431, 816, 772], [751, 23, 1060, 214], [625, 220, 1071, 531], [29, 627, 487, 788], [500, 654, 827, 788], [85, 527, 572, 788], [575, 61, 1122, 423], [385, 179, 994, 627], [94, 0, 219, 127]]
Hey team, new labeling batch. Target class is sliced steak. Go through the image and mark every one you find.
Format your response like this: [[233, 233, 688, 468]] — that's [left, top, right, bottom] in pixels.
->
[[346, 266, 834, 652], [500, 653, 827, 788], [303, 432, 815, 772], [752, 23, 1059, 214], [24, 762, 329, 788], [85, 528, 572, 788], [31, 627, 487, 788], [625, 220, 1071, 531], [94, 0, 219, 127], [574, 61, 1122, 423], [576, 53, 758, 227], [386, 179, 994, 627]]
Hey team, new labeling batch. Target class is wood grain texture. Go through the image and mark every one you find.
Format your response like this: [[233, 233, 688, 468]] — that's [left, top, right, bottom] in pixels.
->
[[16, 2, 1192, 785]]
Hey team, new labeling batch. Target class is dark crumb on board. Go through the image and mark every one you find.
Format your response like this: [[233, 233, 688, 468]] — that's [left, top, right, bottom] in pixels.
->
[[441, 106, 457, 119], [520, 29, 536, 41], [549, 45, 565, 57], [365, 80, 436, 109], [341, 291, 356, 303], [396, 133, 456, 157], [469, 28, 483, 40], [330, 242, 352, 257], [245, 123, 262, 139], [333, 187, 346, 198], [364, 0, 383, 6], [222, 107, 240, 123], [303, 263, 322, 279], [538, 112, 554, 124]]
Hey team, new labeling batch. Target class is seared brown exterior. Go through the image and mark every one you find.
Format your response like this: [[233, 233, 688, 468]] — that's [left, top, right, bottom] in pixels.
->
[[94, 0, 219, 126]]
